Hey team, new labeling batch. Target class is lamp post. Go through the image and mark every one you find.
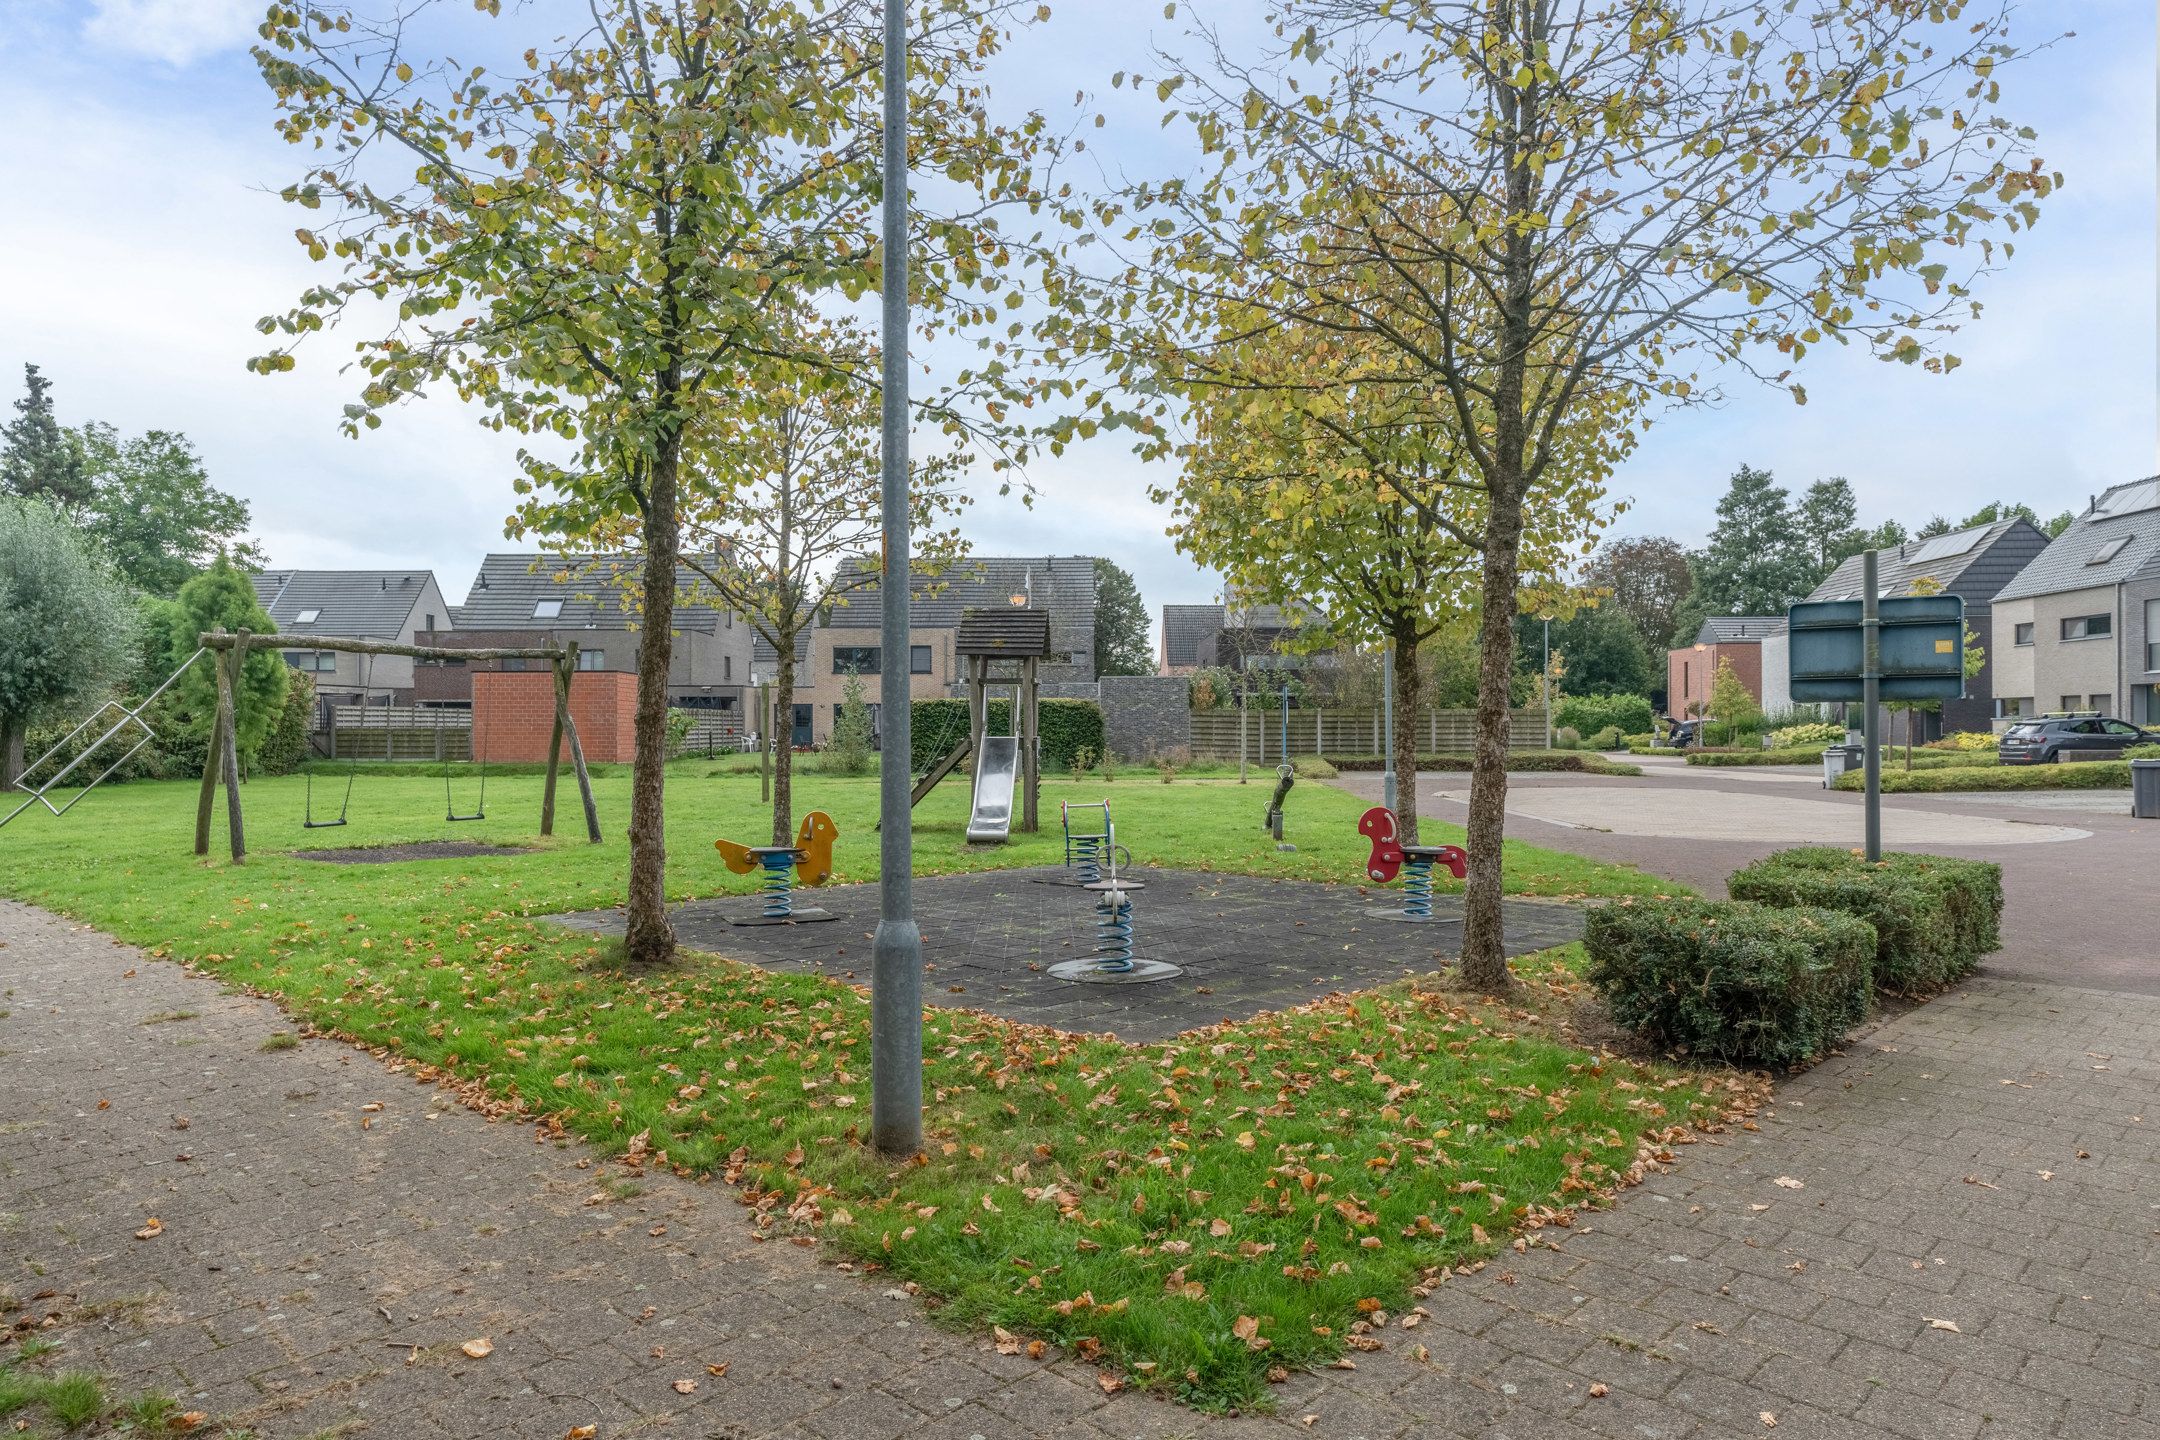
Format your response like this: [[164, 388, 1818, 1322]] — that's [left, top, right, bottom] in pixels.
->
[[1381, 640, 1396, 813], [870, 0, 923, 1158], [1541, 616, 1553, 750]]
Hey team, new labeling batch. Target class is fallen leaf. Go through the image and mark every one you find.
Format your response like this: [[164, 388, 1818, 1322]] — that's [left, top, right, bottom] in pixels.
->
[[706, 1363, 729, 1378], [1772, 1177, 1804, 1190], [1096, 1373, 1123, 1394], [461, 1338, 494, 1359], [1589, 1383, 1610, 1398], [170, 1413, 208, 1433], [993, 1326, 1022, 1356], [672, 1378, 697, 1394], [566, 1428, 598, 1440], [134, 1218, 163, 1240], [1760, 1412, 1778, 1428], [1925, 1317, 1961, 1333]]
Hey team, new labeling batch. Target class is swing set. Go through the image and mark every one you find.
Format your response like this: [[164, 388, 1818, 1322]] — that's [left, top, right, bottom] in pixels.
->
[[192, 628, 602, 863], [303, 651, 488, 829]]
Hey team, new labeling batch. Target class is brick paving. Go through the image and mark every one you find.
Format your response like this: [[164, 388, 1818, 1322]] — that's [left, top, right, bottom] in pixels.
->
[[6, 897, 2160, 1438]]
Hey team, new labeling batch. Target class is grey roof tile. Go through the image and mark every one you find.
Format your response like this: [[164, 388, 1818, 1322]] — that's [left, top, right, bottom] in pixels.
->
[[1991, 480, 2160, 602], [1693, 615, 1785, 643], [249, 570, 440, 639], [1804, 518, 2044, 603], [454, 554, 734, 633], [1161, 604, 1224, 668]]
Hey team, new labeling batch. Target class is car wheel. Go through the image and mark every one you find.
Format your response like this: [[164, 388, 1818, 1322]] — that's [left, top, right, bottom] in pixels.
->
[[2042, 748, 2060, 764]]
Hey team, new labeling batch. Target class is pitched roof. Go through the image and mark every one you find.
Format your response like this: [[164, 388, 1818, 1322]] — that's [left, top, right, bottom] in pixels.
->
[[1805, 518, 2044, 604], [1161, 604, 1224, 668], [819, 555, 1099, 632], [1692, 615, 1785, 644], [249, 570, 440, 639], [454, 554, 735, 633], [1992, 479, 2160, 602]]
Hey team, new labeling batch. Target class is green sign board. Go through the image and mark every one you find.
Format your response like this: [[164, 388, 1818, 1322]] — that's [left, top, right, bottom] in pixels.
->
[[1787, 595, 1965, 703]]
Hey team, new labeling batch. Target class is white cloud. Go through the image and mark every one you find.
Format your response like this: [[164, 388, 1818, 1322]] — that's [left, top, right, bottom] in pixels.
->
[[83, 0, 259, 66]]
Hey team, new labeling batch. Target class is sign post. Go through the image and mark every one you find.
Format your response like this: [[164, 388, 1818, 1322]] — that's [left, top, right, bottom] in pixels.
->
[[1787, 554, 1965, 864]]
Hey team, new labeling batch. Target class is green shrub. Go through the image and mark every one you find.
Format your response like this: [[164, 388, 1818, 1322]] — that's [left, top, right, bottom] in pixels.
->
[[1553, 725, 1582, 749], [1728, 848, 2002, 996], [2127, 742, 2160, 761], [909, 697, 1105, 771], [1768, 721, 1844, 748], [1585, 899, 1875, 1068], [1323, 750, 1641, 776], [1588, 725, 1623, 749], [1555, 693, 1654, 739], [1929, 729, 2001, 752], [1831, 761, 2126, 793], [258, 669, 316, 776]]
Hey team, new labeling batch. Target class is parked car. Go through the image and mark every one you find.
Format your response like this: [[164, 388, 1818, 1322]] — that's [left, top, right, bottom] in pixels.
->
[[1998, 715, 2157, 765]]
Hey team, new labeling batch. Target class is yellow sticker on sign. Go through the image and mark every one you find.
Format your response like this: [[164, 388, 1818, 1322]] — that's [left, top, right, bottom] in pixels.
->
[[1934, 639, 1954, 653]]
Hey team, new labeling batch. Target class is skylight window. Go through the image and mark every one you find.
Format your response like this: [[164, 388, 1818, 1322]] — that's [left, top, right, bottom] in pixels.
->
[[533, 599, 564, 619], [2089, 536, 2131, 566], [295, 608, 321, 624]]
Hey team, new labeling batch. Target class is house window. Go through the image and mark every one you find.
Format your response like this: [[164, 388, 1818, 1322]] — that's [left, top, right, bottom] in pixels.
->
[[724, 656, 733, 681], [833, 645, 879, 674], [2092, 694, 2113, 715], [294, 608, 320, 625], [283, 651, 336, 673], [2061, 613, 2111, 641], [2147, 599, 2160, 672], [533, 599, 564, 619], [2090, 536, 2130, 566], [578, 650, 606, 671], [2060, 695, 2083, 713], [1993, 697, 2028, 719], [910, 645, 932, 675], [2013, 622, 2033, 646], [424, 613, 435, 631]]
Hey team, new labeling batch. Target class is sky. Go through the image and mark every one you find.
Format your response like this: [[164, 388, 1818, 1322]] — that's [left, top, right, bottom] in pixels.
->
[[1, 0, 2154, 627]]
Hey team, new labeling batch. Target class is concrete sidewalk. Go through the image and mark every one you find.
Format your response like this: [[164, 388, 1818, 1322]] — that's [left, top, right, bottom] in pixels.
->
[[7, 896, 2159, 1438]]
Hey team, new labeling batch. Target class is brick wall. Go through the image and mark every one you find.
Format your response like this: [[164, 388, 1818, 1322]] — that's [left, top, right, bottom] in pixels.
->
[[1100, 675, 1193, 760], [473, 670, 640, 763], [1667, 641, 1765, 718]]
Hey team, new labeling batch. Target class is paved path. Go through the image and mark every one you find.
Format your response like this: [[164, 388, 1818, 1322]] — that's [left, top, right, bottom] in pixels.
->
[[7, 888, 2160, 1438]]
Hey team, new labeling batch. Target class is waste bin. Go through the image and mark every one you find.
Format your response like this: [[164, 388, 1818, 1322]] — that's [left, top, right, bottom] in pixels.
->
[[2134, 758, 2160, 819], [1823, 744, 1863, 789]]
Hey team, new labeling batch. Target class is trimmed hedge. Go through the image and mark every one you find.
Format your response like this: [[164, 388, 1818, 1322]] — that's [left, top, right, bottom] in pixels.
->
[[1695, 746, 1999, 771], [1830, 761, 2127, 793], [1325, 750, 1642, 776], [1728, 848, 2002, 996], [1585, 899, 1876, 1068], [908, 698, 1104, 772]]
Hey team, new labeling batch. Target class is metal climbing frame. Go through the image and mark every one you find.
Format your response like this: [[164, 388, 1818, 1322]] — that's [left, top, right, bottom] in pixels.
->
[[1, 650, 208, 831]]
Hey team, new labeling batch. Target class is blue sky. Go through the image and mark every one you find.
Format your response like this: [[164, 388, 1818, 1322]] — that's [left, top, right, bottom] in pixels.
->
[[1, 1, 2152, 623]]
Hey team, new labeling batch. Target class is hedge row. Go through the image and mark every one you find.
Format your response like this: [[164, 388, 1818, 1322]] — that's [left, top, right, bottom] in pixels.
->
[[1585, 900, 1876, 1069], [1554, 693, 1654, 740], [1324, 750, 1642, 776], [1831, 761, 2129, 793], [908, 698, 1104, 772], [1729, 849, 2002, 996], [1689, 746, 1999, 770]]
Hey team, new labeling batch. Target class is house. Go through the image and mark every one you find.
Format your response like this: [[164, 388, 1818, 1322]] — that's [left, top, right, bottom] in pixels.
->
[[1989, 479, 2160, 727], [1158, 603, 1225, 676], [751, 555, 1100, 747], [416, 554, 753, 719], [1667, 616, 1782, 718], [250, 570, 455, 705], [1791, 517, 2050, 737]]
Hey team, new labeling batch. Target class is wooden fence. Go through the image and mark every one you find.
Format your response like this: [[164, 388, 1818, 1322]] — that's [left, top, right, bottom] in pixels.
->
[[319, 706, 473, 762], [1188, 706, 1548, 761]]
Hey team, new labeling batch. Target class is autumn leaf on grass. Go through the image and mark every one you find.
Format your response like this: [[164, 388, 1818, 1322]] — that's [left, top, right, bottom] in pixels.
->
[[461, 1338, 494, 1359], [134, 1218, 163, 1240], [1232, 1315, 1270, 1351]]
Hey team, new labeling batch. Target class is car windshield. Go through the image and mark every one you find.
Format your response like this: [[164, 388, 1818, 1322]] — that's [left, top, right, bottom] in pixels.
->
[[2004, 725, 2045, 738]]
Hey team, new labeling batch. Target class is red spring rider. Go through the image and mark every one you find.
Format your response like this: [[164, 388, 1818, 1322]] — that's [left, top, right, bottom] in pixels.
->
[[1358, 806, 1465, 922]]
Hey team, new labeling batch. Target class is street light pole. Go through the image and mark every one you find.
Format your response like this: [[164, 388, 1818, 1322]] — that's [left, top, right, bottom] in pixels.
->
[[870, 0, 923, 1158], [1541, 617, 1553, 749], [1380, 640, 1396, 814]]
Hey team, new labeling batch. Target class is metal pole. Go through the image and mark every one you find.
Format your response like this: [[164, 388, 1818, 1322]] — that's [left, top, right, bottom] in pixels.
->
[[870, 0, 923, 1159], [1862, 550, 1882, 862], [1381, 642, 1397, 813], [1542, 618, 1553, 749]]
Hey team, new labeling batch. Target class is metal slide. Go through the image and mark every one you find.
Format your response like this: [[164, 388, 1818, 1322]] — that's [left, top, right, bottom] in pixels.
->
[[964, 735, 1019, 843]]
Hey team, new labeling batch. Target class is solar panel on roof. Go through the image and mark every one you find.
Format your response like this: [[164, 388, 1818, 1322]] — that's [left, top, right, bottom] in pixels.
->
[[2096, 480, 2160, 517], [1908, 527, 1986, 565]]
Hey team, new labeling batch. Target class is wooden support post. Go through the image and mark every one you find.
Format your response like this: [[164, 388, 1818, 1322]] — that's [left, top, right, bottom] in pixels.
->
[[967, 656, 986, 805], [194, 630, 226, 857], [1021, 656, 1039, 833], [558, 656, 601, 843], [217, 631, 248, 863], [541, 654, 568, 837]]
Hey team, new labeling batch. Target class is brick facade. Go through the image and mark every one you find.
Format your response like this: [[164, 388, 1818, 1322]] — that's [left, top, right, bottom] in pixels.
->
[[1666, 640, 1765, 719], [472, 670, 640, 764]]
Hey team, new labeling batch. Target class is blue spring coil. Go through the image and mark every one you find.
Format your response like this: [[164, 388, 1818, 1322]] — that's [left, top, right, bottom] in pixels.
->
[[1401, 856, 1435, 919], [1070, 834, 1103, 884], [759, 851, 798, 919], [1093, 888, 1134, 973]]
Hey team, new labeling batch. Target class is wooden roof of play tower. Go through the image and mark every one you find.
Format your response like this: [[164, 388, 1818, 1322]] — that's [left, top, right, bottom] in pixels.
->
[[955, 607, 1052, 658]]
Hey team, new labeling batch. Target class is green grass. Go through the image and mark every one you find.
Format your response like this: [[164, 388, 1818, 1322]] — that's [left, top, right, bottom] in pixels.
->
[[0, 763, 1731, 1411]]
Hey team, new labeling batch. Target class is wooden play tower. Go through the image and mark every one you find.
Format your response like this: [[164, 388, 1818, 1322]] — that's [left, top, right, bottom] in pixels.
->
[[910, 606, 1049, 837]]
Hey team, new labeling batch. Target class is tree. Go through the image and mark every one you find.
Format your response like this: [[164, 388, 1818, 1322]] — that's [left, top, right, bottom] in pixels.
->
[[256, 1, 1051, 966], [1708, 655, 1762, 734], [1949, 500, 2070, 538], [2, 365, 92, 516], [1516, 604, 1655, 701], [1795, 478, 1865, 581], [0, 501, 139, 788], [1055, 0, 2051, 991], [161, 559, 290, 764], [1583, 537, 1692, 656], [665, 332, 966, 845], [827, 668, 875, 777], [74, 423, 266, 596], [1092, 559, 1151, 676], [1693, 466, 1815, 617]]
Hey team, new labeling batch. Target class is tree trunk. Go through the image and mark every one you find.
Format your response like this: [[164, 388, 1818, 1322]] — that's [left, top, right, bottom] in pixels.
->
[[623, 441, 681, 967], [1390, 627, 1422, 844], [772, 654, 796, 846], [1459, 491, 1525, 995], [0, 716, 24, 793]]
